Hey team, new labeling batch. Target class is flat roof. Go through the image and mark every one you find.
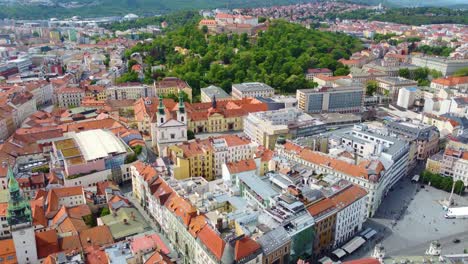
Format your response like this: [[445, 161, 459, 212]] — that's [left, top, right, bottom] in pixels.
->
[[201, 85, 230, 99], [72, 129, 127, 161]]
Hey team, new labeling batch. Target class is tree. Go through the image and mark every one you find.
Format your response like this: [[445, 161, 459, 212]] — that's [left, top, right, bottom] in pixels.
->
[[187, 130, 195, 140], [334, 67, 349, 76], [399, 68, 411, 79], [366, 81, 378, 96], [100, 207, 111, 217], [83, 215, 97, 227], [453, 67, 468, 77], [201, 25, 208, 34], [116, 71, 139, 84], [454, 180, 465, 194]]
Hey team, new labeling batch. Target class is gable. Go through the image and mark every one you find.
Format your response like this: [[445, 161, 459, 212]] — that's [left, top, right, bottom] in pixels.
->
[[160, 118, 185, 128]]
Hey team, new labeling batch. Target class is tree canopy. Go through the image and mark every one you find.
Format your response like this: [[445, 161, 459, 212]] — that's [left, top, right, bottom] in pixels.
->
[[125, 20, 362, 96]]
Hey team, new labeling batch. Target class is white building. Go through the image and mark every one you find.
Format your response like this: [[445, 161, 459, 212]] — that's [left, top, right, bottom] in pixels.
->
[[397, 87, 420, 109], [231, 82, 274, 100], [211, 135, 257, 176], [276, 124, 409, 217], [151, 95, 187, 155], [55, 87, 85, 108], [106, 84, 155, 100], [332, 185, 367, 247]]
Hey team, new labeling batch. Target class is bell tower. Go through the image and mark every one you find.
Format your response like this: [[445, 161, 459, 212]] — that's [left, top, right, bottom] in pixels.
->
[[7, 167, 38, 264]]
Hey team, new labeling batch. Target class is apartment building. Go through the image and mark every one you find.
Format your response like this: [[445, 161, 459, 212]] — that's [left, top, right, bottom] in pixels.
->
[[386, 121, 440, 164], [106, 83, 154, 100], [55, 87, 85, 108], [297, 86, 364, 114], [305, 68, 332, 81]]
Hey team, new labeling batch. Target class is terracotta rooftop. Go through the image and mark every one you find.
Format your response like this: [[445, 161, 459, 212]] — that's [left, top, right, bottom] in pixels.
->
[[35, 229, 60, 259], [234, 236, 261, 261], [197, 225, 225, 261], [226, 159, 257, 174]]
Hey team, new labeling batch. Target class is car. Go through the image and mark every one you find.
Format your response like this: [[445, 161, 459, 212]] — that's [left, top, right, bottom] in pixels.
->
[[453, 238, 460, 244]]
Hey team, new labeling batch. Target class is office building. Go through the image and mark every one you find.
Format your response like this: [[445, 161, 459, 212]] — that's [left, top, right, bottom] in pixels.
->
[[232, 82, 275, 99], [297, 86, 364, 114]]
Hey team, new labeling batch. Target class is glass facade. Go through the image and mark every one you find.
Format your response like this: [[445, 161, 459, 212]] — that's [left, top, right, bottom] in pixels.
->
[[329, 91, 362, 110], [307, 94, 324, 113]]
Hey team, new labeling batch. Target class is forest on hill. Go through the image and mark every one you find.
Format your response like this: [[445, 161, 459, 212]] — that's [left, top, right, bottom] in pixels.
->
[[122, 20, 362, 97]]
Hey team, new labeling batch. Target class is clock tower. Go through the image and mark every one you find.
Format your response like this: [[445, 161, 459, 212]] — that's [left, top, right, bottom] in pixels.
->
[[6, 167, 38, 264]]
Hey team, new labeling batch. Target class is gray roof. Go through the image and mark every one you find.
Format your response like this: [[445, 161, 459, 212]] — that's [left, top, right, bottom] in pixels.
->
[[238, 174, 278, 199], [232, 82, 274, 92], [201, 85, 230, 99], [257, 226, 290, 255]]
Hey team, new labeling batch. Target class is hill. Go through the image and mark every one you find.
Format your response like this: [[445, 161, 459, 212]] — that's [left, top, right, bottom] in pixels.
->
[[0, 0, 310, 19]]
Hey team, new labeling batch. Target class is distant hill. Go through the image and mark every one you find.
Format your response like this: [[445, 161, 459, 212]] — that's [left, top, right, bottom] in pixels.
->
[[347, 0, 468, 7], [0, 0, 311, 19], [0, 0, 466, 19]]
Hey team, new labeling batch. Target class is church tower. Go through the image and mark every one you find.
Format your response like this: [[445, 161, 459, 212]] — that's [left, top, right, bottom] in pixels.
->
[[177, 91, 187, 124], [157, 95, 166, 126], [7, 167, 38, 264]]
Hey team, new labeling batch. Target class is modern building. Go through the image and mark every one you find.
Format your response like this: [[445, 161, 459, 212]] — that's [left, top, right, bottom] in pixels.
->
[[411, 56, 468, 76], [297, 86, 364, 114], [51, 129, 130, 186], [232, 82, 275, 99], [244, 108, 326, 150], [276, 124, 409, 217], [396, 87, 420, 109], [200, 85, 231, 102]]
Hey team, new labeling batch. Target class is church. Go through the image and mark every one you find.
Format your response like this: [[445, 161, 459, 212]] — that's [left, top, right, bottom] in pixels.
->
[[151, 92, 188, 156]]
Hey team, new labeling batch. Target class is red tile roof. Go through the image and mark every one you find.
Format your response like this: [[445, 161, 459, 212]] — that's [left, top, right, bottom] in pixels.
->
[[226, 159, 257, 174], [35, 230, 60, 259], [234, 236, 261, 261], [197, 225, 225, 261]]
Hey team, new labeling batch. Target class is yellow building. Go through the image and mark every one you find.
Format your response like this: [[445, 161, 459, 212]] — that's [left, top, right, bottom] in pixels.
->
[[155, 77, 193, 101], [187, 98, 268, 133], [85, 85, 107, 101], [426, 153, 443, 174], [255, 147, 273, 176], [167, 139, 214, 181]]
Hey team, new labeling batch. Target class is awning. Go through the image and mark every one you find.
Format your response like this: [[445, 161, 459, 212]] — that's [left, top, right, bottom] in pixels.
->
[[332, 248, 347, 259], [359, 227, 372, 237], [364, 229, 377, 240], [318, 256, 333, 264], [342, 236, 366, 254]]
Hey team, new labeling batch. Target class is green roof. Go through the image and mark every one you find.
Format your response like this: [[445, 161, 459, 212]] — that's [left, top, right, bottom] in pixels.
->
[[100, 208, 150, 240]]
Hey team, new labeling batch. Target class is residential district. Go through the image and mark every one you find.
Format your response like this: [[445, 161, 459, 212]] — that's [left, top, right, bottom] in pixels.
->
[[0, 3, 466, 264]]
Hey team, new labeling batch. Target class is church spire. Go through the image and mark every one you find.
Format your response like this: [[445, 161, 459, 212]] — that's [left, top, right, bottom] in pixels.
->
[[212, 94, 217, 109], [178, 92, 185, 113], [158, 94, 165, 115]]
